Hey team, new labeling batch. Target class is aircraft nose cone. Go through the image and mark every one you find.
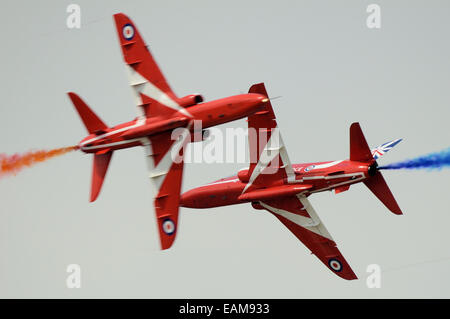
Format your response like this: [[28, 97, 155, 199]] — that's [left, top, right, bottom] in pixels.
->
[[246, 93, 268, 111], [252, 93, 268, 104], [179, 190, 195, 208]]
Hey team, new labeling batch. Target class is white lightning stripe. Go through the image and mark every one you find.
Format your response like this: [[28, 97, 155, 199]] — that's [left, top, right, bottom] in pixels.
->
[[207, 179, 240, 186], [309, 160, 343, 170], [81, 138, 143, 151], [278, 133, 296, 183], [260, 195, 333, 240], [146, 123, 192, 191], [301, 172, 364, 182], [297, 195, 333, 239], [79, 117, 146, 147], [308, 173, 365, 194], [126, 65, 192, 117], [243, 127, 294, 193]]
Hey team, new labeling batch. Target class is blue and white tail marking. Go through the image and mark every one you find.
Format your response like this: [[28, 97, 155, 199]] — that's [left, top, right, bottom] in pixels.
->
[[371, 139, 402, 160]]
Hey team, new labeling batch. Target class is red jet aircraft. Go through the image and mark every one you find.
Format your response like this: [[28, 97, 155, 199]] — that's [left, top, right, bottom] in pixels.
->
[[180, 83, 403, 280], [68, 13, 268, 250]]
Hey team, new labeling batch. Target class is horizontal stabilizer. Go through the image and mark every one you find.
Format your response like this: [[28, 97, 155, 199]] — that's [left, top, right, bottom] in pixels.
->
[[91, 152, 113, 202], [364, 171, 402, 215]]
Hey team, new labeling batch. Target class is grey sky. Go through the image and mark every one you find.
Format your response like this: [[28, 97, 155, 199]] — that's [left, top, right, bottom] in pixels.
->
[[1, 0, 450, 298]]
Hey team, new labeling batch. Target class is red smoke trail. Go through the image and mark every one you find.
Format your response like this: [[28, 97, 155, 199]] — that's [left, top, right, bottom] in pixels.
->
[[0, 146, 78, 177]]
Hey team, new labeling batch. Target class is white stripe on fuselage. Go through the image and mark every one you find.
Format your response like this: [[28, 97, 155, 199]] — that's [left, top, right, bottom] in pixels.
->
[[300, 172, 364, 182], [309, 160, 343, 170], [203, 171, 366, 195], [79, 117, 146, 151], [80, 138, 143, 151], [207, 178, 240, 186], [304, 172, 366, 194]]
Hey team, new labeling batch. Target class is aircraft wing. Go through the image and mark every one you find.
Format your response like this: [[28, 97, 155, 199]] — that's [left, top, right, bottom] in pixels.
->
[[113, 13, 191, 118], [259, 195, 357, 280], [243, 83, 296, 193], [143, 125, 191, 250]]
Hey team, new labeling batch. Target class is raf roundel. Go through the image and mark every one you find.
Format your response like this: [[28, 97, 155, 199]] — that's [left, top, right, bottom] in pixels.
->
[[122, 24, 135, 40], [162, 218, 176, 235], [328, 258, 343, 272]]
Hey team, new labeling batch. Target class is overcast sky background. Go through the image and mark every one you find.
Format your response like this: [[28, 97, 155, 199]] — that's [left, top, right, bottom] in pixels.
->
[[1, 0, 450, 298]]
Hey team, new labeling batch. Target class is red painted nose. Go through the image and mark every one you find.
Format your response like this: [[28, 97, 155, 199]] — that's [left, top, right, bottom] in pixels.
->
[[248, 93, 268, 106], [235, 93, 268, 115], [179, 189, 196, 208]]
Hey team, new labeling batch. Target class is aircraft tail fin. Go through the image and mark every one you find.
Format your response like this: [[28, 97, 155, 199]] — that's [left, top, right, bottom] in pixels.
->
[[349, 122, 403, 215], [371, 139, 402, 160], [68, 92, 108, 135], [90, 152, 113, 202]]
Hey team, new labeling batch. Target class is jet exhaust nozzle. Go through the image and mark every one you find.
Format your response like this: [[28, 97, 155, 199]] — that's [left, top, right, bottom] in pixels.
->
[[368, 162, 378, 176]]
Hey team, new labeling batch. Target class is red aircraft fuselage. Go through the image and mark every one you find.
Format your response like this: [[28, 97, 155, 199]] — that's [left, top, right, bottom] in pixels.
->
[[177, 84, 403, 281], [180, 159, 376, 209], [78, 93, 267, 154]]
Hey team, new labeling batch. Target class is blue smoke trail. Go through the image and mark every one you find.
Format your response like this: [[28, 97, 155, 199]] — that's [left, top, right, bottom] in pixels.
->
[[379, 147, 450, 170]]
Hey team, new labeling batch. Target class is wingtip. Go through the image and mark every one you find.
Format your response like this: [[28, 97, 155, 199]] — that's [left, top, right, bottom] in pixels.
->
[[90, 190, 99, 203], [347, 270, 359, 280], [339, 273, 358, 281], [113, 12, 132, 26], [392, 207, 403, 215], [332, 263, 358, 281], [335, 266, 358, 281], [347, 275, 358, 281], [159, 239, 176, 251], [113, 12, 127, 19]]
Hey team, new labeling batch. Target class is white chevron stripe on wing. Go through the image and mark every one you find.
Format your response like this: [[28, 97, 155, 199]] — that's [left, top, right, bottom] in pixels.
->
[[144, 124, 192, 192], [243, 127, 295, 193], [260, 195, 333, 241], [243, 127, 281, 193], [126, 65, 192, 117]]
